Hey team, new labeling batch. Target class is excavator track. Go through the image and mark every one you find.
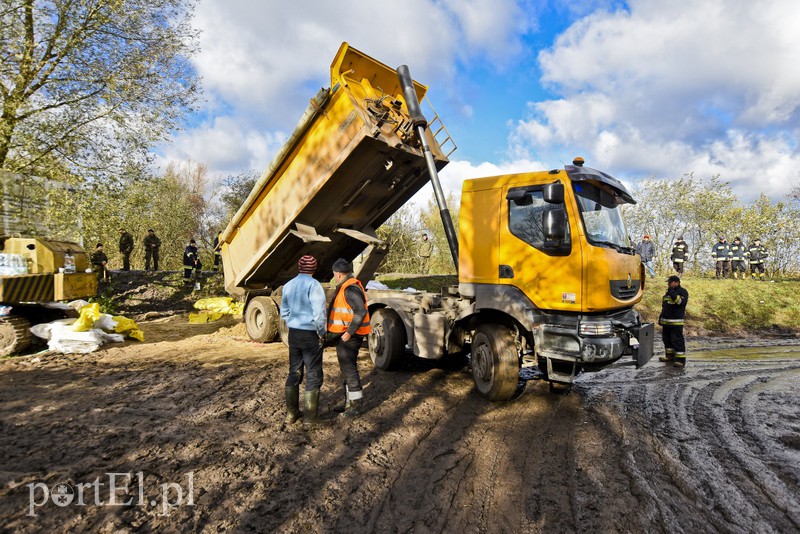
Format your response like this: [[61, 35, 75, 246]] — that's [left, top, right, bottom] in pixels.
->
[[0, 315, 33, 357]]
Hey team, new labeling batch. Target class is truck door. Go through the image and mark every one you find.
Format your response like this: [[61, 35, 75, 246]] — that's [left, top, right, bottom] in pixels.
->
[[500, 184, 584, 312]]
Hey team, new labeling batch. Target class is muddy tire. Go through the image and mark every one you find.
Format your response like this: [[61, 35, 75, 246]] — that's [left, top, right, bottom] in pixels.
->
[[470, 324, 520, 401], [369, 308, 405, 370], [245, 296, 279, 342], [0, 316, 33, 357]]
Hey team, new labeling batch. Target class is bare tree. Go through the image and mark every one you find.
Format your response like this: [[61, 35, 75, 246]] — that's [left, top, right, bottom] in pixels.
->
[[0, 0, 200, 181]]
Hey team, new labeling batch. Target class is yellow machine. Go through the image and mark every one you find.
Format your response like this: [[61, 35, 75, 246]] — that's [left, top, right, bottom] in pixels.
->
[[0, 236, 97, 355], [221, 43, 653, 400]]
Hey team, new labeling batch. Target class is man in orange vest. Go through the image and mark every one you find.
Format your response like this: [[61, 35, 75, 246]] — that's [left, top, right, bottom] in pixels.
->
[[327, 258, 370, 417]]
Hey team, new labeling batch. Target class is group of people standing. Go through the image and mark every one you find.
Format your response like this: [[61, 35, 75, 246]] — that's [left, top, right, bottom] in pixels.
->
[[279, 255, 370, 429], [112, 228, 163, 272], [710, 236, 768, 280], [89, 228, 223, 284], [635, 234, 769, 280]]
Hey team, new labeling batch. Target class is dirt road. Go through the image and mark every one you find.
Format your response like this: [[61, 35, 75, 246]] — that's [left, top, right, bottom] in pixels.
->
[[1, 315, 799, 533]]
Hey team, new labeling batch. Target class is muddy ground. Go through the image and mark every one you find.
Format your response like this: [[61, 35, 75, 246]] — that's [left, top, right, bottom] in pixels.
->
[[1, 271, 799, 532]]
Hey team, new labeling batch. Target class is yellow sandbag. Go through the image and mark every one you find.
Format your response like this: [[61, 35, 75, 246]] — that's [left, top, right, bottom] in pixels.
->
[[112, 315, 144, 342], [73, 303, 101, 332], [189, 310, 225, 323], [192, 297, 243, 318]]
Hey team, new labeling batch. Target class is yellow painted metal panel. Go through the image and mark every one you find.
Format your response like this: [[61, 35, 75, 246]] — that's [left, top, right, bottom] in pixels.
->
[[458, 187, 501, 282], [0, 274, 54, 303], [2, 237, 89, 274], [54, 272, 97, 301]]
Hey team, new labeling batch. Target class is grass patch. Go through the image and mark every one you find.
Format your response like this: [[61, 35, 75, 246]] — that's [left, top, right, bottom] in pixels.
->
[[637, 276, 800, 335]]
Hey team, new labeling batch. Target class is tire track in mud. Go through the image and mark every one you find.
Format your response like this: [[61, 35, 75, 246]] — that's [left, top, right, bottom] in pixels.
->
[[581, 354, 800, 533]]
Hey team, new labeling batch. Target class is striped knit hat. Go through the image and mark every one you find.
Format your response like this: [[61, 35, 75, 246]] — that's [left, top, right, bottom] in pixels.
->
[[298, 255, 317, 274]]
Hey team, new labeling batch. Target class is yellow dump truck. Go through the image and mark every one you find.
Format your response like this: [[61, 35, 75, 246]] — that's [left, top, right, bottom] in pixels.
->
[[220, 42, 654, 400], [0, 236, 97, 355]]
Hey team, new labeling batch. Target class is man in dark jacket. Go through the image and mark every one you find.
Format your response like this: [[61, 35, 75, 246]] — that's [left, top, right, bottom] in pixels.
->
[[143, 229, 162, 271], [658, 275, 689, 368], [729, 237, 747, 279], [183, 239, 201, 282], [90, 243, 109, 283], [670, 236, 688, 276], [118, 228, 134, 271], [327, 258, 370, 417], [711, 236, 731, 279], [746, 238, 768, 280], [635, 235, 656, 278], [212, 229, 223, 272]]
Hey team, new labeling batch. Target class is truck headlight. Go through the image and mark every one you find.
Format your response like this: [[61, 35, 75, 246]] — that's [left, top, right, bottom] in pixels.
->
[[579, 321, 613, 336]]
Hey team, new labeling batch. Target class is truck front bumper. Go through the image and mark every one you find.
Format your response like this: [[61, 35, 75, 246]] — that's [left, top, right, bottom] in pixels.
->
[[533, 309, 654, 382]]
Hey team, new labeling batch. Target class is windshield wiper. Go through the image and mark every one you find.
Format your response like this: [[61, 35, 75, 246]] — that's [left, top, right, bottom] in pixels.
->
[[592, 240, 627, 253]]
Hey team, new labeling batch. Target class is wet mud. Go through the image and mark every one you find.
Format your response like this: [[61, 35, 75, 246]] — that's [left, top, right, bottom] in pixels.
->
[[1, 316, 798, 532]]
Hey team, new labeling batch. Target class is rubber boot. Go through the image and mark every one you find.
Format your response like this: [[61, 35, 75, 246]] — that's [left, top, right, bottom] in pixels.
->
[[333, 385, 350, 413], [303, 389, 322, 429], [658, 352, 675, 363], [343, 390, 364, 418], [673, 357, 686, 368], [284, 386, 301, 424]]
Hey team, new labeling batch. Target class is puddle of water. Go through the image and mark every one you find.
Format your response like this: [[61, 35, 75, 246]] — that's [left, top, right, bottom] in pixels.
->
[[690, 345, 800, 360]]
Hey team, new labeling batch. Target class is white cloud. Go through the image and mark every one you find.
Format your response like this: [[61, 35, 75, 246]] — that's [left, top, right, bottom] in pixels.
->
[[158, 117, 287, 178], [513, 0, 800, 200], [158, 0, 534, 179]]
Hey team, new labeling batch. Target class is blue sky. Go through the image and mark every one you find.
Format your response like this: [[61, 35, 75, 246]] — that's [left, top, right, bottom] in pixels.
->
[[157, 0, 800, 203]]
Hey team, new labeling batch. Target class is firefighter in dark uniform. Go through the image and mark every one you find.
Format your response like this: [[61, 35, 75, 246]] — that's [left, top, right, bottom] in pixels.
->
[[729, 237, 747, 279], [183, 239, 202, 282], [670, 236, 688, 276], [327, 258, 370, 417], [746, 238, 768, 280], [658, 275, 689, 368], [711, 236, 731, 279], [118, 228, 134, 271], [212, 230, 222, 272], [90, 243, 109, 283], [143, 229, 161, 271]]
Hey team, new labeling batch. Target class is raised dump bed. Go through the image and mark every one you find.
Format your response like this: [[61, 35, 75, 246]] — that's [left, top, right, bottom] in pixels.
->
[[219, 42, 453, 297]]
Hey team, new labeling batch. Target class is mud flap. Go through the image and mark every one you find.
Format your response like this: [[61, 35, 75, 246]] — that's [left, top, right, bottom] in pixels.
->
[[633, 323, 654, 368]]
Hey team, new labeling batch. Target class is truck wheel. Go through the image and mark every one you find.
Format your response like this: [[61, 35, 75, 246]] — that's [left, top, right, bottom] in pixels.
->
[[471, 325, 520, 401], [369, 308, 405, 370], [245, 296, 279, 342], [0, 316, 33, 357]]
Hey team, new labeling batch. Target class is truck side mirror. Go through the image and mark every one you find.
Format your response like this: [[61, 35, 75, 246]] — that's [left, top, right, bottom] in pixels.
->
[[544, 208, 567, 242], [543, 182, 564, 204]]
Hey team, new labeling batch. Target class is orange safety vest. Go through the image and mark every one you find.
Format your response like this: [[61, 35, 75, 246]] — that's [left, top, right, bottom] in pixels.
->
[[328, 277, 371, 335]]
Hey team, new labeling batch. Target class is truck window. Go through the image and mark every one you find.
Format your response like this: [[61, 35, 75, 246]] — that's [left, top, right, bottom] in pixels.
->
[[572, 181, 629, 249], [508, 188, 570, 252]]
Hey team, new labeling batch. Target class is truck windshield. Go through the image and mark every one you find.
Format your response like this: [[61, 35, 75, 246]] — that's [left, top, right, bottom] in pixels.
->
[[572, 181, 630, 250]]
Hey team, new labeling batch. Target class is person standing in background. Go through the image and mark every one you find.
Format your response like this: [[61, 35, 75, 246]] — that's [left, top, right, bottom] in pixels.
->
[[212, 229, 223, 272], [417, 233, 433, 274], [118, 228, 134, 271], [143, 229, 161, 271], [670, 236, 688, 277], [635, 235, 656, 278], [183, 239, 201, 283], [729, 237, 748, 280]]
